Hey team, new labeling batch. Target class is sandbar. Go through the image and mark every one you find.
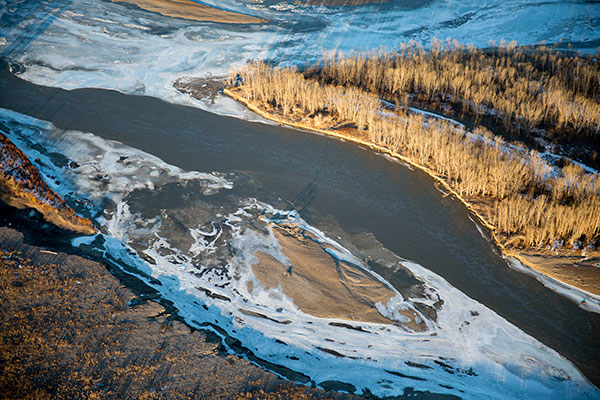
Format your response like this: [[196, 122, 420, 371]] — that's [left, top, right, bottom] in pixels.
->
[[251, 224, 426, 330], [508, 249, 600, 296], [112, 0, 267, 24]]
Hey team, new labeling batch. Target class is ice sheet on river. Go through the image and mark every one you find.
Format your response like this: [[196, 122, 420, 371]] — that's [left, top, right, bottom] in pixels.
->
[[1, 107, 598, 399], [1, 0, 599, 117]]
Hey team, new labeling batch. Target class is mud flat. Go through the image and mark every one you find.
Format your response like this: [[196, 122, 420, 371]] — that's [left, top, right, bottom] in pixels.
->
[[223, 87, 600, 309], [0, 225, 360, 399], [503, 249, 600, 313], [112, 0, 267, 24], [507, 250, 600, 295]]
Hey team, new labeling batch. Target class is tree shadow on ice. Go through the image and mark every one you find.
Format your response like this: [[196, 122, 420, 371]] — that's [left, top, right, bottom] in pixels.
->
[[0, 0, 74, 59]]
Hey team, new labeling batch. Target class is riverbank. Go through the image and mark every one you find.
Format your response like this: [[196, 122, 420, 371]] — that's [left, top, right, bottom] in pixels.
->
[[112, 0, 267, 24], [0, 133, 96, 235], [0, 224, 362, 399], [223, 86, 600, 309]]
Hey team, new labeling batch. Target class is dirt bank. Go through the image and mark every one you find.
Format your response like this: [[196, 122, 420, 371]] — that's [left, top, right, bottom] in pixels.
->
[[0, 133, 96, 235]]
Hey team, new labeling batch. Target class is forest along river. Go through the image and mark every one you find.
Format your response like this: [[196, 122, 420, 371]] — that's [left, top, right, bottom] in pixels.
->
[[1, 65, 599, 399]]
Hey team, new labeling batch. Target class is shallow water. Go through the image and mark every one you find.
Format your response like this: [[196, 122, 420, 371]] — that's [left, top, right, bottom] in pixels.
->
[[1, 67, 599, 398]]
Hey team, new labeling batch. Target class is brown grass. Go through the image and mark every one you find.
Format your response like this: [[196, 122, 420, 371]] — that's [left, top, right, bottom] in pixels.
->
[[0, 227, 356, 399], [227, 55, 600, 251]]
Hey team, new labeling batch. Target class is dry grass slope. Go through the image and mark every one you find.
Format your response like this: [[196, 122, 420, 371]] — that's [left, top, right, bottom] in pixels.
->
[[0, 133, 96, 235]]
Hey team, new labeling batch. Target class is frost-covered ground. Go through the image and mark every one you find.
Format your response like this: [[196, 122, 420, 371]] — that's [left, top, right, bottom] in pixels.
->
[[0, 0, 598, 116], [2, 107, 599, 399]]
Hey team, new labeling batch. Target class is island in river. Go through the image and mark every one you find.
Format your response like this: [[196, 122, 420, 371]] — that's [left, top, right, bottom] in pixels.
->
[[221, 46, 600, 307]]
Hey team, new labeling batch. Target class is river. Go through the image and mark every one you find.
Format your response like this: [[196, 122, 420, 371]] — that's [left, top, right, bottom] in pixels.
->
[[1, 63, 599, 399]]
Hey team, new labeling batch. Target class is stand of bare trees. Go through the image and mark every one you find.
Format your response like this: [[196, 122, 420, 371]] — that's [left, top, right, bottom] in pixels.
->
[[316, 39, 600, 138], [228, 46, 600, 250]]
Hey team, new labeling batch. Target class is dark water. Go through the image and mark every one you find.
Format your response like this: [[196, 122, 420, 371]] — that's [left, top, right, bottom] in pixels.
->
[[0, 64, 599, 387]]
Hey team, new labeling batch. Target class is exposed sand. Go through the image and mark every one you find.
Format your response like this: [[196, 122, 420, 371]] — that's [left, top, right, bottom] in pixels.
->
[[0, 226, 358, 399], [246, 0, 391, 5], [508, 249, 600, 296], [112, 0, 267, 24], [224, 87, 600, 302], [251, 224, 426, 330], [304, 0, 391, 5]]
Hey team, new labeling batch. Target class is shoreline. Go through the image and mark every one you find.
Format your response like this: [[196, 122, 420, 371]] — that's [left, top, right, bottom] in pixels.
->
[[0, 224, 359, 399], [223, 87, 600, 311], [2, 64, 599, 391], [0, 133, 96, 235]]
